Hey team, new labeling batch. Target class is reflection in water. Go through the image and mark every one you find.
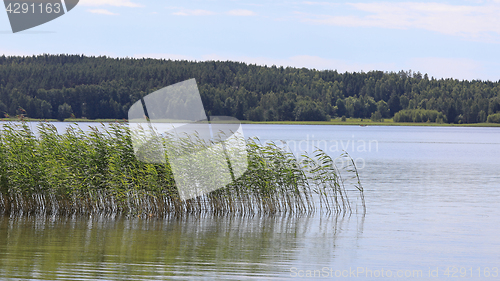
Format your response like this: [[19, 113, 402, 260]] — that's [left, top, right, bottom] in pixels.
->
[[0, 213, 364, 280], [3, 124, 499, 279]]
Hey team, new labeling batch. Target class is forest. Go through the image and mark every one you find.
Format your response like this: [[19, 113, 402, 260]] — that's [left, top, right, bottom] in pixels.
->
[[1, 54, 500, 123]]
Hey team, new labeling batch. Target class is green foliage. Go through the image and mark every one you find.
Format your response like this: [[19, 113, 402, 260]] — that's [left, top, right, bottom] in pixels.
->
[[393, 109, 447, 123], [57, 103, 73, 121], [370, 111, 383, 122], [486, 113, 500, 123], [376, 100, 389, 118], [0, 122, 364, 216], [2, 55, 499, 123], [0, 101, 7, 115], [246, 106, 264, 121], [293, 99, 328, 121]]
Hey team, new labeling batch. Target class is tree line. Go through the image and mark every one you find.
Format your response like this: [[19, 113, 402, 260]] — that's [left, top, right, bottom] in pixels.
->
[[1, 54, 500, 123]]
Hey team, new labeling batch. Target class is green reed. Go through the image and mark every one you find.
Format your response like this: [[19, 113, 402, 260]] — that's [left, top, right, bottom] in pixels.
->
[[0, 122, 365, 216]]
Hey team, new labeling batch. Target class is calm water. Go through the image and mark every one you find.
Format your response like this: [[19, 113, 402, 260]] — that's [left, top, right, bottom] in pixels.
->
[[1, 123, 500, 280]]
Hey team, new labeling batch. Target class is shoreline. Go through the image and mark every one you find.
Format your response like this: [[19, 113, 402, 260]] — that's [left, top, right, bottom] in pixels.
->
[[2, 118, 500, 127], [240, 120, 500, 127]]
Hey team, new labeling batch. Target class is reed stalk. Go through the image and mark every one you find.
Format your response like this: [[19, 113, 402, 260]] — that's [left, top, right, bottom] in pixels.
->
[[0, 122, 365, 217]]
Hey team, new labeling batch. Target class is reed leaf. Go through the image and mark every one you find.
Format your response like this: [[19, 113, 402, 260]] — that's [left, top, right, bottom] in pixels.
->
[[0, 122, 365, 217]]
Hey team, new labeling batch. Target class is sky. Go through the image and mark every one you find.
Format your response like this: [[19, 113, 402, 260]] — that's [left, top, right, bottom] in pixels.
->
[[1, 0, 500, 81]]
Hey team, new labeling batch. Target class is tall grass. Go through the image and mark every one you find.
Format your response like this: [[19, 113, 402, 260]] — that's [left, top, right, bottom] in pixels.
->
[[0, 122, 364, 217]]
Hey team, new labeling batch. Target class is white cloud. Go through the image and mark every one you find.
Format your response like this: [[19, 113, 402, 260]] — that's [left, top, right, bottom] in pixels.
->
[[88, 9, 118, 15], [296, 2, 500, 40], [0, 49, 31, 56], [302, 2, 339, 7], [133, 53, 198, 61], [172, 9, 215, 16], [406, 57, 484, 80], [218, 54, 396, 73], [135, 53, 396, 73], [133, 53, 496, 81], [79, 0, 142, 7], [227, 9, 257, 16], [280, 55, 394, 72], [170, 8, 256, 17]]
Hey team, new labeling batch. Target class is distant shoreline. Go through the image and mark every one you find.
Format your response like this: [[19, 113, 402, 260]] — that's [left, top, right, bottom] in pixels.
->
[[2, 118, 500, 127], [0, 118, 127, 123], [240, 119, 500, 127]]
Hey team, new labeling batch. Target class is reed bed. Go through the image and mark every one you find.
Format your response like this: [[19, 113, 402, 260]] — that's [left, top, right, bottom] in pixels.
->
[[0, 122, 365, 217]]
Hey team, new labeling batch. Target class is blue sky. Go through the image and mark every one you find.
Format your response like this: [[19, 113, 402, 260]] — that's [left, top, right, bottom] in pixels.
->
[[1, 0, 500, 81]]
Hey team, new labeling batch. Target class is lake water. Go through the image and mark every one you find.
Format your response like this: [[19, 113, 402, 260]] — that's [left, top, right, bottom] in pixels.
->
[[1, 123, 500, 280]]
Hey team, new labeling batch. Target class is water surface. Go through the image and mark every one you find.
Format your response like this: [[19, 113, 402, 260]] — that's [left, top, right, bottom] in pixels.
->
[[1, 124, 500, 280]]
